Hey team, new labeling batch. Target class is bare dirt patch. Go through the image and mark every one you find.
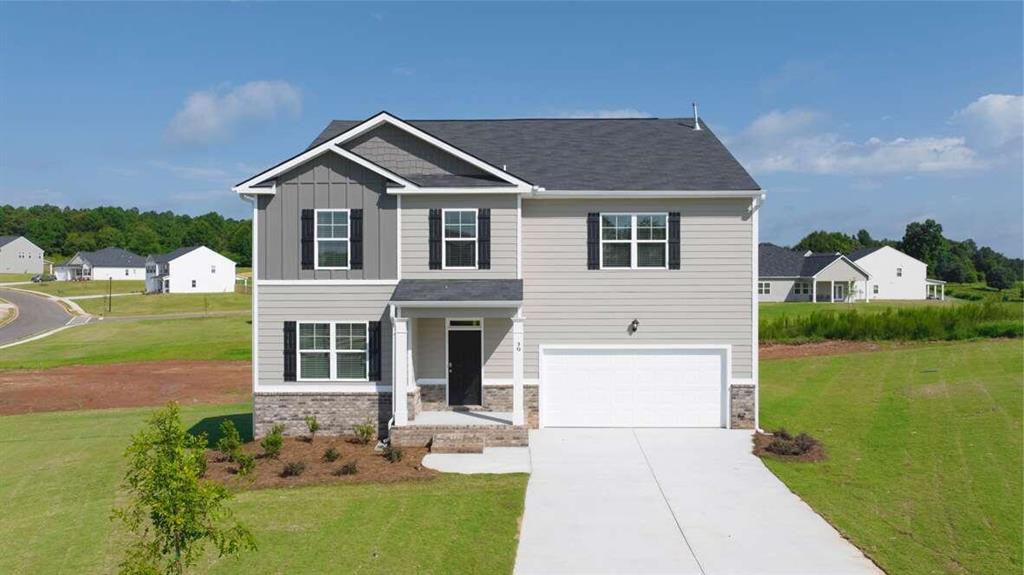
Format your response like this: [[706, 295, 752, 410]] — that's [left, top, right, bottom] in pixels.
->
[[206, 437, 437, 490], [0, 360, 250, 416], [760, 340, 886, 360], [753, 431, 826, 463]]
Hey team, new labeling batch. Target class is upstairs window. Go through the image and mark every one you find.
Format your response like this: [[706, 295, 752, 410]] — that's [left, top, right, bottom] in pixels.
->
[[873, 285, 879, 295], [316, 209, 350, 269], [600, 213, 667, 269], [443, 209, 477, 269], [896, 267, 903, 277]]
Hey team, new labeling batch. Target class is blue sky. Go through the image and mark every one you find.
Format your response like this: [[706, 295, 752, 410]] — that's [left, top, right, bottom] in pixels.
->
[[2, 2, 1021, 254]]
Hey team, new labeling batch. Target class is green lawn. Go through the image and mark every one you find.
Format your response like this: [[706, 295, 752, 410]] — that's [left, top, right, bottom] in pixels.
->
[[946, 281, 1024, 302], [0, 272, 36, 282], [0, 404, 527, 574], [77, 292, 251, 317], [761, 339, 1023, 575], [22, 280, 146, 297], [760, 299, 960, 322], [0, 315, 250, 370]]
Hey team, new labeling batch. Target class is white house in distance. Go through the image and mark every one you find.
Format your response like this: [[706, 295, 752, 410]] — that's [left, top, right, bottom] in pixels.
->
[[55, 247, 146, 280], [0, 235, 44, 274], [850, 245, 945, 300], [145, 246, 236, 294]]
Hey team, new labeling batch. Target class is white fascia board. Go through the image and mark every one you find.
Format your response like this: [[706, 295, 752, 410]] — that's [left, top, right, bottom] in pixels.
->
[[387, 187, 528, 195], [812, 256, 872, 281], [234, 146, 418, 194], [529, 189, 765, 199], [257, 279, 399, 286], [390, 300, 522, 308]]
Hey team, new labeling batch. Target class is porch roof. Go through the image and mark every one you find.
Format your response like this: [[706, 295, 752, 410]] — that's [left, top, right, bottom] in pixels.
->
[[390, 279, 523, 307]]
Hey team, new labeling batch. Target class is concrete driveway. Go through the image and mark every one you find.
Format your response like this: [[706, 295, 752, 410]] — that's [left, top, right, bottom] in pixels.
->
[[515, 428, 881, 575]]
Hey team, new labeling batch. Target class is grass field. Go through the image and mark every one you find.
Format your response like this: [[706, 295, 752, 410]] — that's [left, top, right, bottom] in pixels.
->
[[0, 404, 527, 574], [946, 281, 1024, 302], [760, 339, 1023, 575], [759, 300, 959, 322], [23, 280, 146, 297], [77, 292, 251, 316], [0, 272, 35, 282], [0, 315, 250, 370]]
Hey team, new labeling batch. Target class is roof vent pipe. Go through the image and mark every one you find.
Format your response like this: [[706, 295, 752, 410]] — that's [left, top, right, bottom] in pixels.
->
[[692, 102, 701, 131]]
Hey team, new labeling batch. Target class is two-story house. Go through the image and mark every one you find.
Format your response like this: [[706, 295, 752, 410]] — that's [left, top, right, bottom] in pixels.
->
[[234, 112, 763, 449]]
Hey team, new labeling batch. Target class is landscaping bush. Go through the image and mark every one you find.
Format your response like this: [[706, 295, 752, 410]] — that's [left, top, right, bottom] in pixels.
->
[[353, 420, 376, 445], [281, 461, 306, 478], [260, 424, 284, 459], [382, 445, 403, 463], [760, 300, 1022, 343], [322, 446, 340, 463], [764, 428, 819, 457], [305, 416, 320, 442], [235, 453, 256, 477], [335, 461, 359, 476], [216, 419, 243, 462]]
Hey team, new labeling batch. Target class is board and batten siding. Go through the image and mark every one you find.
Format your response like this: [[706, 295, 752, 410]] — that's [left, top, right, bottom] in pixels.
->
[[256, 284, 394, 388], [257, 152, 398, 281], [400, 194, 518, 279], [522, 198, 754, 380], [412, 317, 513, 380]]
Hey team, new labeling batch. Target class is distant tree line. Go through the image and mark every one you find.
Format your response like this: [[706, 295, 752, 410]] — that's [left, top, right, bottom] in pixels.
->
[[791, 220, 1023, 290], [0, 205, 251, 266]]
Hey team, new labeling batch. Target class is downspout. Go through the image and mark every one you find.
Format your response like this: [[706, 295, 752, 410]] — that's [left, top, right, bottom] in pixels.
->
[[239, 193, 258, 440], [386, 304, 397, 434]]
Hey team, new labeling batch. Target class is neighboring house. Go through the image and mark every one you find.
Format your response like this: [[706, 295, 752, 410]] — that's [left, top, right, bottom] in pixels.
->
[[850, 245, 945, 300], [0, 235, 44, 274], [233, 111, 764, 447], [758, 243, 871, 303], [146, 246, 237, 294], [54, 247, 146, 281]]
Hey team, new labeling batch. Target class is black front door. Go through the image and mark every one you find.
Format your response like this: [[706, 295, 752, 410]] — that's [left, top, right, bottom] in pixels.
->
[[448, 330, 482, 406]]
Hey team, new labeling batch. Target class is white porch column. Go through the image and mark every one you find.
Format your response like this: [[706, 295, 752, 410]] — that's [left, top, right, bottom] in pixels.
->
[[811, 280, 817, 303], [865, 280, 871, 303], [830, 280, 835, 303], [392, 315, 410, 426], [941, 284, 945, 301], [512, 313, 525, 426]]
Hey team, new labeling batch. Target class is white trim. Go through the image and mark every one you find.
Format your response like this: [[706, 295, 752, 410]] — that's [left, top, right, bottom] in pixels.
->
[[757, 281, 771, 295], [390, 300, 522, 308], [516, 194, 522, 279], [416, 378, 446, 386], [750, 196, 761, 431], [257, 383, 391, 394], [530, 189, 763, 199], [812, 255, 872, 281], [441, 208, 479, 270], [241, 194, 259, 405], [296, 320, 370, 382], [313, 208, 351, 270], [387, 187, 526, 195], [483, 378, 516, 387], [235, 143, 418, 194], [396, 194, 402, 279], [598, 212, 669, 270], [257, 279, 399, 286], [444, 317, 485, 407]]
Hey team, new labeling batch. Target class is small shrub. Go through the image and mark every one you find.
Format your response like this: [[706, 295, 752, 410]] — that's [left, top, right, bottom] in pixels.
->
[[765, 428, 819, 457], [260, 424, 285, 459], [335, 461, 358, 476], [322, 446, 341, 462], [235, 453, 256, 477], [305, 416, 320, 442], [382, 445, 403, 463], [281, 461, 306, 478], [353, 420, 376, 445], [216, 419, 243, 462]]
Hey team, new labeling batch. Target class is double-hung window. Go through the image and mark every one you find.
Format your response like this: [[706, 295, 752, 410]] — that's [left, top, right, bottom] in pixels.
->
[[298, 322, 368, 381], [443, 209, 477, 268], [794, 281, 810, 295], [758, 281, 771, 295], [315, 209, 350, 269], [896, 267, 903, 277], [600, 213, 668, 269]]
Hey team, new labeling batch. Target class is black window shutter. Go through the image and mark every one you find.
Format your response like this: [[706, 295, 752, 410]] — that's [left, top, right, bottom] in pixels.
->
[[428, 209, 442, 270], [587, 213, 600, 270], [283, 321, 297, 382], [668, 212, 681, 270], [477, 208, 491, 270], [350, 209, 363, 270], [300, 209, 315, 270], [368, 321, 382, 381]]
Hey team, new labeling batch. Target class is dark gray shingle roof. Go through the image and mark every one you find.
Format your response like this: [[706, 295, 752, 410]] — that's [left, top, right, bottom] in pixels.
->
[[310, 117, 760, 192], [0, 235, 21, 248], [391, 279, 523, 303], [397, 174, 513, 188], [759, 243, 810, 277], [849, 246, 883, 260], [800, 253, 846, 276], [150, 246, 201, 264], [75, 247, 146, 268]]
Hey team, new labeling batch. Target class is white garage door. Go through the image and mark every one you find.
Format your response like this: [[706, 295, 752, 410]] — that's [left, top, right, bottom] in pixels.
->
[[540, 346, 727, 427]]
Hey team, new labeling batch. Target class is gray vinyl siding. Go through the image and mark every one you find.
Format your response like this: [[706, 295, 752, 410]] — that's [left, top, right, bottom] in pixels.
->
[[412, 317, 512, 380], [758, 279, 812, 302], [257, 152, 397, 280], [0, 236, 44, 274], [522, 198, 754, 380], [815, 259, 868, 281], [343, 124, 489, 178], [400, 194, 518, 279], [257, 284, 394, 387]]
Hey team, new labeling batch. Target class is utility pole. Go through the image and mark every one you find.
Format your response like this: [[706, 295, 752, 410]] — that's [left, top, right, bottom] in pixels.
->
[[107, 277, 112, 313]]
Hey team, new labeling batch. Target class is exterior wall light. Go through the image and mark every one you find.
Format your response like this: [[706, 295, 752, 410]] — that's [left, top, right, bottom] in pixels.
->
[[629, 318, 640, 334]]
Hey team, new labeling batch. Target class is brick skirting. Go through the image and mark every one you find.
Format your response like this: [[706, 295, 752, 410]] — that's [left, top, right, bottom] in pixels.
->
[[730, 385, 756, 429], [253, 392, 392, 438]]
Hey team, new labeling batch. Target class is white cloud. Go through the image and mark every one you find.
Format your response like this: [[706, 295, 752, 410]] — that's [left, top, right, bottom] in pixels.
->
[[167, 80, 302, 144], [561, 108, 653, 119], [951, 93, 1023, 149], [731, 109, 983, 175]]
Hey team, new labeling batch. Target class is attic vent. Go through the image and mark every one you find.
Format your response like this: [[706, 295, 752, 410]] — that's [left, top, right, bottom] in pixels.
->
[[692, 102, 702, 131]]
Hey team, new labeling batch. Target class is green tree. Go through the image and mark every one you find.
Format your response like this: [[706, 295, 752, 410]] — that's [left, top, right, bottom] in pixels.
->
[[934, 252, 973, 283], [855, 229, 876, 248], [127, 223, 162, 256], [113, 403, 256, 574], [986, 266, 1016, 290], [794, 230, 858, 254], [96, 225, 126, 248], [901, 219, 946, 268]]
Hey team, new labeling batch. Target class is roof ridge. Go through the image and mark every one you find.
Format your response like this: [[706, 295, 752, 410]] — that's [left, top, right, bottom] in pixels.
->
[[332, 117, 696, 123]]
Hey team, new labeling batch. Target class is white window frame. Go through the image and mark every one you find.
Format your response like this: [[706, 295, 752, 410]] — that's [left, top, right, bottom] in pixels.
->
[[599, 212, 669, 270], [297, 321, 370, 382], [314, 208, 351, 270], [794, 281, 809, 295], [758, 281, 771, 295], [442, 208, 478, 270]]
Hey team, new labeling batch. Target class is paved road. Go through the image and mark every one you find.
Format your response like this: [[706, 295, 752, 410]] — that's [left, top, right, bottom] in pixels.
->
[[0, 288, 72, 346], [515, 428, 881, 575]]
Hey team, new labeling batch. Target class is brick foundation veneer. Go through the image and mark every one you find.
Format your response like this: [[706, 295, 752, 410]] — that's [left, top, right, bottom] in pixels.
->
[[730, 385, 756, 429], [482, 385, 539, 429], [253, 392, 392, 438]]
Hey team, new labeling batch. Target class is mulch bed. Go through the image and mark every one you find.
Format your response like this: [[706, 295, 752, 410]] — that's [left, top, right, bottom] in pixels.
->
[[205, 436, 437, 490], [752, 431, 826, 463]]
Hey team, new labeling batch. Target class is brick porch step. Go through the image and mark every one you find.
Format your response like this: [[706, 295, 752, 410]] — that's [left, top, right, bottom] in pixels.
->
[[389, 424, 529, 451], [431, 432, 485, 454]]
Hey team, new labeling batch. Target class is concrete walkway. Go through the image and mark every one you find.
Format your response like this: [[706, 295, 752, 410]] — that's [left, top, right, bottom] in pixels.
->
[[422, 447, 531, 474], [515, 428, 881, 575]]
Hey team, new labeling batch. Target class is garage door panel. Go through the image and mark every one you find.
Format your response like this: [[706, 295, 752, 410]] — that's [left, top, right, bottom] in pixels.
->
[[541, 347, 726, 428]]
